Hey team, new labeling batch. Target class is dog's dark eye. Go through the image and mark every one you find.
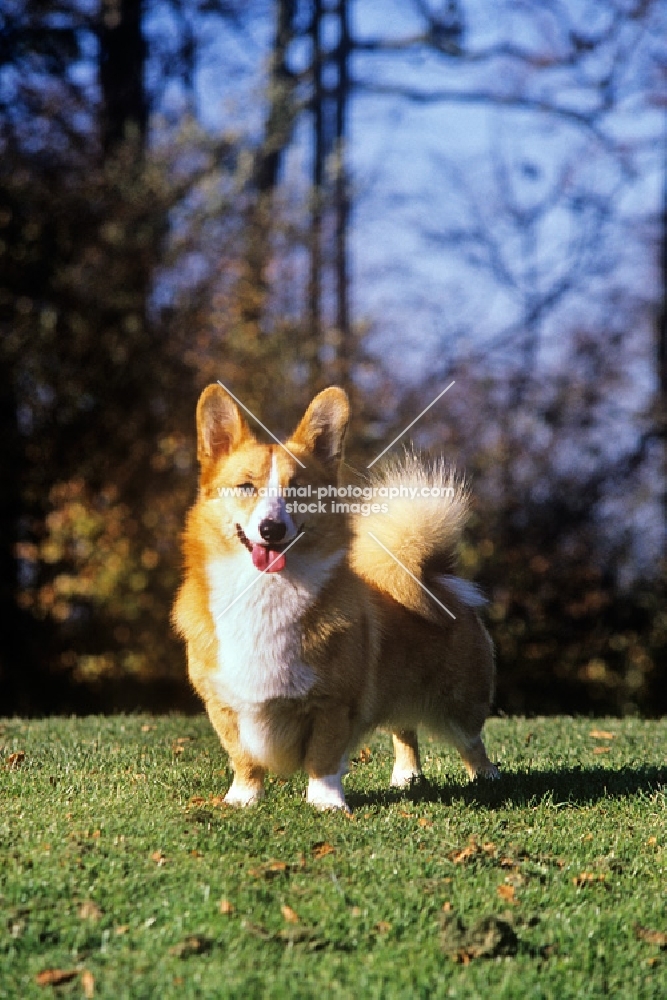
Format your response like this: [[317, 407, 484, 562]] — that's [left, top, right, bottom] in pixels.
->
[[237, 482, 257, 495]]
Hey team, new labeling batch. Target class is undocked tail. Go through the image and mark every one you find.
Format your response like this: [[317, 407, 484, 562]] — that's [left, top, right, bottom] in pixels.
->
[[350, 452, 484, 622]]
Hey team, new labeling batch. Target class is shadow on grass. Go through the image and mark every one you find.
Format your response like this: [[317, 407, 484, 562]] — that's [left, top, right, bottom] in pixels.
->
[[347, 764, 666, 811]]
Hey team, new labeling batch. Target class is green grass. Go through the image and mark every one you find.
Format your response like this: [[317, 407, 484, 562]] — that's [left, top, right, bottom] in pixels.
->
[[1, 715, 665, 999]]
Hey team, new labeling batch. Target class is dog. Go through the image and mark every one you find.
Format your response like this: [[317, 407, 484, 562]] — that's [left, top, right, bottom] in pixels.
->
[[172, 384, 498, 810]]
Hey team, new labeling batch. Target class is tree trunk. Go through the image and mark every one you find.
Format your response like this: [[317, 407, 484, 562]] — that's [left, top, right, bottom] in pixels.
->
[[657, 158, 667, 561], [306, 0, 352, 390], [308, 0, 324, 389], [333, 0, 351, 391], [0, 360, 21, 708], [237, 0, 298, 344], [99, 0, 148, 153]]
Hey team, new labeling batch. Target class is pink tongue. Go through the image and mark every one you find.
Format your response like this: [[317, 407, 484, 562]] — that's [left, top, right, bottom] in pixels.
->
[[251, 544, 286, 573]]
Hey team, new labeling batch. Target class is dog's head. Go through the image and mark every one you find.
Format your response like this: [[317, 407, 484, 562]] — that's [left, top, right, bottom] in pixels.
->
[[195, 384, 349, 572]]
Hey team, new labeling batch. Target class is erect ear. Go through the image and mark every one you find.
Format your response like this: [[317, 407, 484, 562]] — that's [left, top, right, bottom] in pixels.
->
[[196, 384, 251, 463], [290, 387, 349, 467]]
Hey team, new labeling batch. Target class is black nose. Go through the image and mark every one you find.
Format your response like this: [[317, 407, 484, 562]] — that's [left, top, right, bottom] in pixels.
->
[[259, 519, 287, 544]]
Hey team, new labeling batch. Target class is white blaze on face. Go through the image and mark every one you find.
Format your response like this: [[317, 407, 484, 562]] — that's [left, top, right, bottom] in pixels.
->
[[268, 451, 280, 495], [244, 450, 298, 545]]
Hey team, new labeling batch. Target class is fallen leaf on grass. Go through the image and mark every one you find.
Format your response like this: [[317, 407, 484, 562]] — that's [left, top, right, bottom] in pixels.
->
[[151, 850, 167, 866], [593, 746, 611, 754], [635, 925, 667, 949], [78, 901, 103, 922], [281, 905, 299, 924], [248, 860, 289, 879], [450, 848, 475, 864], [448, 837, 496, 864], [141, 724, 155, 732], [185, 795, 228, 816], [449, 843, 479, 864], [7, 751, 26, 769], [573, 872, 606, 887], [590, 730, 615, 740], [497, 884, 518, 904], [374, 921, 391, 935], [81, 970, 95, 998], [36, 969, 79, 987], [219, 899, 234, 915], [169, 935, 212, 959], [418, 817, 433, 828], [311, 841, 335, 860]]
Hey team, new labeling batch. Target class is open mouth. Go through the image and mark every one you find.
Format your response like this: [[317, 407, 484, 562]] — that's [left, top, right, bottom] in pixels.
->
[[235, 523, 287, 573]]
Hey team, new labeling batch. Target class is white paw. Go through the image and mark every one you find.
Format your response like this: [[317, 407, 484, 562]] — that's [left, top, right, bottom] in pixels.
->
[[307, 773, 349, 811], [389, 765, 422, 788], [224, 779, 265, 806]]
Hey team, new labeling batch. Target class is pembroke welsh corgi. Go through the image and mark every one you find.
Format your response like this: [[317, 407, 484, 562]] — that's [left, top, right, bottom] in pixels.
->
[[173, 384, 498, 810]]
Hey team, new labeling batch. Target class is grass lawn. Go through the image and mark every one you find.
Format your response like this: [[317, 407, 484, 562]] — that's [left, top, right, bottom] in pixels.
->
[[1, 714, 665, 999]]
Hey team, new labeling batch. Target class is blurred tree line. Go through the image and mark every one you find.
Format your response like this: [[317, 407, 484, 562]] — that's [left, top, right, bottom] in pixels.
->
[[0, 0, 665, 716]]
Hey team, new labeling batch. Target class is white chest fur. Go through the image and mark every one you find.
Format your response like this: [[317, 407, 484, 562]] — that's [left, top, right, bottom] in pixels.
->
[[206, 551, 341, 710]]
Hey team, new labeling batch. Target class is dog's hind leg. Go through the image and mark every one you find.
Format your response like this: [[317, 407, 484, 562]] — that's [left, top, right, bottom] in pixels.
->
[[450, 727, 499, 781], [389, 729, 422, 787]]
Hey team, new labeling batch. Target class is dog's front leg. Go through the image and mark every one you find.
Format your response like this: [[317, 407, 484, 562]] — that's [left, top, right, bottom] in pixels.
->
[[225, 757, 267, 806], [304, 704, 353, 811], [205, 700, 267, 805]]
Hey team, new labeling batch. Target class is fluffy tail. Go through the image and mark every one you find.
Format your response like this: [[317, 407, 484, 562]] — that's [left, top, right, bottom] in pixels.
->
[[350, 452, 481, 622]]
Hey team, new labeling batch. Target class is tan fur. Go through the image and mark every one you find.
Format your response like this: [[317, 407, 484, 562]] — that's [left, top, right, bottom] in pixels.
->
[[350, 453, 470, 623], [173, 384, 497, 810]]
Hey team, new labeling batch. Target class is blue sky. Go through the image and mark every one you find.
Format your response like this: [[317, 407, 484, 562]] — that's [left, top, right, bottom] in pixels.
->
[[144, 0, 665, 392]]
